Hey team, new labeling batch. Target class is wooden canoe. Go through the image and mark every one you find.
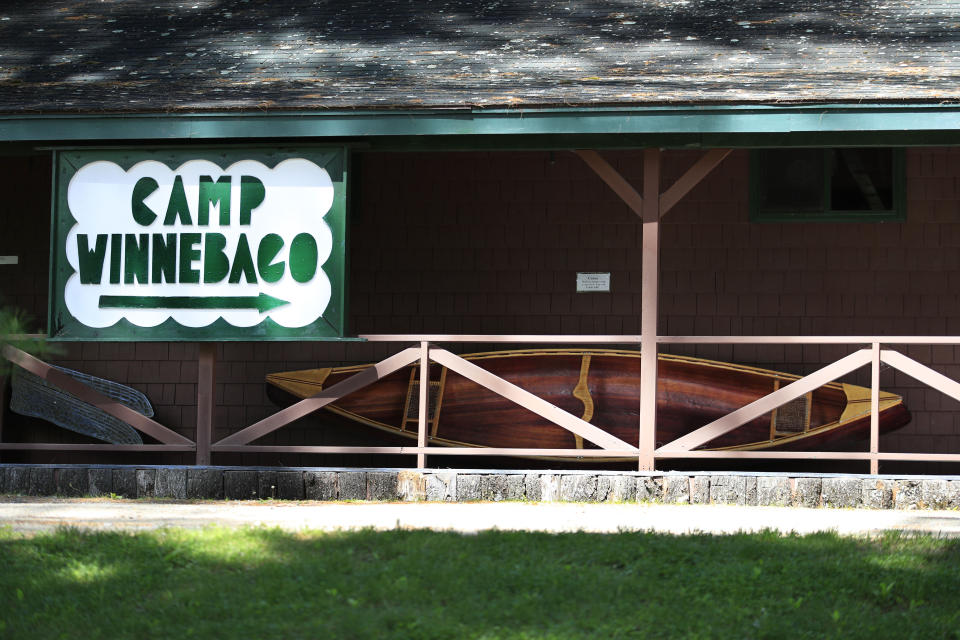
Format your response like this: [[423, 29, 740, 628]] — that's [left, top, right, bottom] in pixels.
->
[[265, 349, 910, 453], [9, 364, 148, 445]]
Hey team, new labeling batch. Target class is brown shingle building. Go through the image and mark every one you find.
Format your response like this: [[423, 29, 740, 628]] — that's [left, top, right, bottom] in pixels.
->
[[2, 0, 960, 473]]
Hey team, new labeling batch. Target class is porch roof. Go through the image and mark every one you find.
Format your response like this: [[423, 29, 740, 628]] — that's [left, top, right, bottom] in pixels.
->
[[1, 0, 959, 116]]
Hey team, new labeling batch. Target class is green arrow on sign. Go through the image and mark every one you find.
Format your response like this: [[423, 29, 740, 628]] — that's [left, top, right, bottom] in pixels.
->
[[99, 293, 290, 313]]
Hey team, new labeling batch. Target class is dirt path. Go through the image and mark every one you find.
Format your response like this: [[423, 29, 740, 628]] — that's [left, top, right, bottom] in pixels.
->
[[2, 497, 959, 536]]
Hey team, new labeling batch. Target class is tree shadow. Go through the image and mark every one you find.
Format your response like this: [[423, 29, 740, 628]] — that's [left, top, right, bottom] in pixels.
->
[[1, 526, 959, 637], [1, 0, 958, 111]]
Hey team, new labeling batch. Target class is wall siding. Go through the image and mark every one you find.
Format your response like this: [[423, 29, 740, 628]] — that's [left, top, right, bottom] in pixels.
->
[[2, 148, 959, 470]]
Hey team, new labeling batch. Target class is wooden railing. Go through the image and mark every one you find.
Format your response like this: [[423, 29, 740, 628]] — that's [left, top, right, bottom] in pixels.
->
[[0, 344, 195, 454], [657, 336, 960, 473], [4, 335, 960, 472]]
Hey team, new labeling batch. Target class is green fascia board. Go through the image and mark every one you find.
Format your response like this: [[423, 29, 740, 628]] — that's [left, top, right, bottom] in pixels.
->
[[4, 104, 960, 145], [361, 130, 960, 152]]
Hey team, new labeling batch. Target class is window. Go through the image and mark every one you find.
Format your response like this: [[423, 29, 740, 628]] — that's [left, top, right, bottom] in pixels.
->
[[751, 148, 904, 222]]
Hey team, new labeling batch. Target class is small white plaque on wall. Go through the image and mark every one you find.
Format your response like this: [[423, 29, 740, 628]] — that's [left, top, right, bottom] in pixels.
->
[[576, 272, 610, 292], [0, 256, 18, 265]]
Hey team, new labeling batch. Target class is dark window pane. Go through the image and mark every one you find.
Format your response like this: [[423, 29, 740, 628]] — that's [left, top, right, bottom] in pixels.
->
[[830, 148, 893, 211], [758, 149, 824, 212]]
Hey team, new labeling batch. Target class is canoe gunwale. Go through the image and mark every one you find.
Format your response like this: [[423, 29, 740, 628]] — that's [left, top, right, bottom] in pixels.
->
[[265, 348, 909, 455], [317, 348, 850, 393]]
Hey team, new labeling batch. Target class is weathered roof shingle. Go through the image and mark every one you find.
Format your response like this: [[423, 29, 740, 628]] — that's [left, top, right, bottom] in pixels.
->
[[1, 0, 959, 114]]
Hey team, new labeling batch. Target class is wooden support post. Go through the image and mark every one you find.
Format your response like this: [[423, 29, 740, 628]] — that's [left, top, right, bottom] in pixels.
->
[[573, 147, 731, 470], [639, 148, 661, 471], [196, 343, 216, 466], [870, 342, 880, 475], [417, 341, 429, 469]]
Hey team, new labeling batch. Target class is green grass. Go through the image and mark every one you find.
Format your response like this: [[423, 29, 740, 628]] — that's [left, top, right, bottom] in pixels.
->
[[1, 527, 959, 639]]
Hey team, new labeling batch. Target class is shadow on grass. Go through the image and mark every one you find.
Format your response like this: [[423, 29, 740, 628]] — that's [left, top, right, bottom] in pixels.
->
[[1, 527, 959, 639]]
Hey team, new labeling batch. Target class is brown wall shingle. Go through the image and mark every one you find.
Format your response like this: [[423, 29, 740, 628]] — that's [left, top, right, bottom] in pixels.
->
[[3, 148, 960, 470]]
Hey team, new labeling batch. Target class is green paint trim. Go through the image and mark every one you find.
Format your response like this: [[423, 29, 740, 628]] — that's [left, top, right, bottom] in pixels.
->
[[749, 148, 906, 223], [47, 315, 367, 342], [49, 146, 350, 342], [46, 150, 60, 337], [99, 293, 290, 312], [340, 150, 352, 337], [358, 130, 960, 152], [5, 104, 960, 144]]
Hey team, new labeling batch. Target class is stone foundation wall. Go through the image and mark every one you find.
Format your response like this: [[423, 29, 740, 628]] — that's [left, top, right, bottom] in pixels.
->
[[3, 465, 960, 510]]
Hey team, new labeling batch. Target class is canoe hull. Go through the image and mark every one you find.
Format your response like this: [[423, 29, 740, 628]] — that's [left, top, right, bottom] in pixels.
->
[[9, 364, 148, 445], [266, 349, 910, 454]]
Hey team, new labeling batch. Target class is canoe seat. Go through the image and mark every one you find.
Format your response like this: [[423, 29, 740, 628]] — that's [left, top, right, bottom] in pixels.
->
[[402, 377, 442, 433], [773, 394, 811, 434]]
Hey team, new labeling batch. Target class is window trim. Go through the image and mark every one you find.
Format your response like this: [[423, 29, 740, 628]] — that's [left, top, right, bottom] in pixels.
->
[[749, 148, 906, 223]]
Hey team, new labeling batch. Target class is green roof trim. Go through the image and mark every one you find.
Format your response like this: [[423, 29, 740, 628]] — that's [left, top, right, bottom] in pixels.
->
[[3, 104, 960, 147]]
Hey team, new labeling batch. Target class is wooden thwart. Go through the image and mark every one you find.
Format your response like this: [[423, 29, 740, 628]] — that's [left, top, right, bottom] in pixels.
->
[[571, 354, 594, 449]]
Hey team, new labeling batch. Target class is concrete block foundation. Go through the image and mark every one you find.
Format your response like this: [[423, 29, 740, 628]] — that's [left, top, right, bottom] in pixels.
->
[[2, 465, 960, 511]]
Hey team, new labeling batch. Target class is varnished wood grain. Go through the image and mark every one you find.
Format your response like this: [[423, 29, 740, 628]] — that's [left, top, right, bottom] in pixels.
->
[[266, 349, 911, 453]]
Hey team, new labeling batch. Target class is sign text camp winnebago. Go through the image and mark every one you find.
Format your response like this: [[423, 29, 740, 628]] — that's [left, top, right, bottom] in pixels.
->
[[50, 149, 347, 341]]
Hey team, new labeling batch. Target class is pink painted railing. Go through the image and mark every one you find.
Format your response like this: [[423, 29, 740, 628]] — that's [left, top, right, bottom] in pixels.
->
[[4, 335, 960, 472], [0, 344, 196, 454], [657, 336, 960, 473], [351, 335, 960, 473]]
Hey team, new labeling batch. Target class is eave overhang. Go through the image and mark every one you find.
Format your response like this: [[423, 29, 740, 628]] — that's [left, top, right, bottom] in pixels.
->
[[4, 103, 960, 149]]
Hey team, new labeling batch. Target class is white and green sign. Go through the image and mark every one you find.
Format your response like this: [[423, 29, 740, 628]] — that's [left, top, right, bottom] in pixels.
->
[[50, 148, 348, 341]]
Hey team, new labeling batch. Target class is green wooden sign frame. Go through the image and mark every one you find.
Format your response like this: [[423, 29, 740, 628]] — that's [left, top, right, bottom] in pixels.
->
[[49, 146, 350, 341]]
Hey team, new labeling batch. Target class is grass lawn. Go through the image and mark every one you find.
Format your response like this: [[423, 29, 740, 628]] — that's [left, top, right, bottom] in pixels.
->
[[0, 525, 958, 639]]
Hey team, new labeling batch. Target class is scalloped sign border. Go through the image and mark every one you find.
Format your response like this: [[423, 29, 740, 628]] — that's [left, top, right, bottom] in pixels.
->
[[49, 147, 348, 341]]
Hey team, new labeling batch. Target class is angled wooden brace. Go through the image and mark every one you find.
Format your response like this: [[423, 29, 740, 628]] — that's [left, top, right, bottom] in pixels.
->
[[657, 349, 873, 453], [574, 149, 645, 216], [880, 350, 960, 402], [659, 149, 733, 216], [430, 348, 637, 451], [574, 148, 732, 219], [575, 147, 731, 470], [2, 344, 194, 446], [214, 347, 421, 447]]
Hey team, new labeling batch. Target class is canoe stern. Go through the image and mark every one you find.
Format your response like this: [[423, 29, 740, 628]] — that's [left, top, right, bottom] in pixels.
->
[[265, 368, 332, 399]]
